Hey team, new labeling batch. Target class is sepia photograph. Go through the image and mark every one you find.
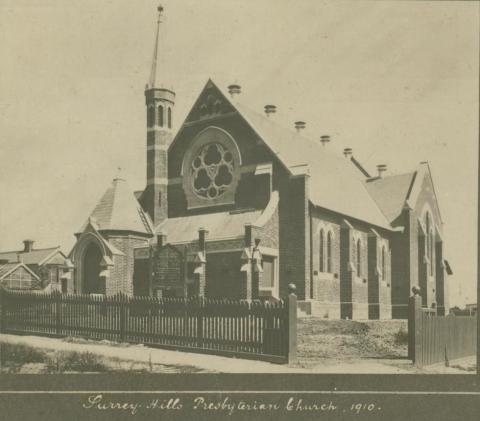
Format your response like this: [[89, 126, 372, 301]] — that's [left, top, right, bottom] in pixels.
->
[[0, 0, 479, 419]]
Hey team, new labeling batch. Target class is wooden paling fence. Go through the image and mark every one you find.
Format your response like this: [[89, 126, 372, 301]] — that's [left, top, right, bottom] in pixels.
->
[[408, 294, 477, 368], [0, 288, 297, 364]]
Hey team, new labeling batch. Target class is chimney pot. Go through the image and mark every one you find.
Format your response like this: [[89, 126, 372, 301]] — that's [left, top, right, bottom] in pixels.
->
[[264, 104, 276, 117], [23, 239, 34, 252], [227, 84, 241, 98], [157, 233, 167, 247], [320, 135, 331, 146], [343, 148, 353, 158], [294, 121, 306, 132], [376, 164, 387, 178]]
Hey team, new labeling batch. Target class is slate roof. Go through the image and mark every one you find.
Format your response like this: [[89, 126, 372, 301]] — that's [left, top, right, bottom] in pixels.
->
[[0, 262, 41, 281], [78, 178, 154, 235], [155, 209, 262, 244], [364, 172, 416, 223], [227, 97, 392, 230], [0, 247, 63, 266]]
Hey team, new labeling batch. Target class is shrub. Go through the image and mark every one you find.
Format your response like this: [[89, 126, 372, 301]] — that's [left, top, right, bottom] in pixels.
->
[[394, 326, 409, 345], [0, 342, 46, 365], [46, 351, 108, 373]]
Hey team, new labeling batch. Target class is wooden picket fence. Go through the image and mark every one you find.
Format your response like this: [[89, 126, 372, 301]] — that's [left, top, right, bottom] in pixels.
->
[[0, 288, 297, 364], [408, 294, 477, 367]]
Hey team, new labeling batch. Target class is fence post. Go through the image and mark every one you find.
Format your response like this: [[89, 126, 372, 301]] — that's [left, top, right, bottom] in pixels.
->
[[55, 291, 61, 336], [0, 287, 6, 333], [119, 293, 127, 342], [408, 287, 423, 367], [196, 296, 204, 348], [286, 283, 297, 364]]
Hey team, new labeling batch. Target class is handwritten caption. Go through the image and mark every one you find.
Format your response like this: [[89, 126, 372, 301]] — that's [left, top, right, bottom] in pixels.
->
[[82, 394, 382, 416]]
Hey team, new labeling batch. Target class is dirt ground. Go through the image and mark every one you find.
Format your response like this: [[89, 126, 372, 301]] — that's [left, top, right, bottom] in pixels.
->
[[0, 319, 475, 374], [294, 318, 408, 368]]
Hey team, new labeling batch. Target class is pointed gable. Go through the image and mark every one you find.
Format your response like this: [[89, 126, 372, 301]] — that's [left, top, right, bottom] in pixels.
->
[[169, 80, 391, 230], [78, 178, 154, 235], [364, 172, 416, 223]]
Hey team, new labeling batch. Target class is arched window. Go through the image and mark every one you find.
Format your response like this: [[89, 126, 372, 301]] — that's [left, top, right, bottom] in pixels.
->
[[356, 239, 362, 277], [381, 246, 386, 281], [167, 107, 172, 129], [327, 231, 333, 273], [157, 105, 164, 127], [319, 229, 325, 272], [147, 106, 155, 127]]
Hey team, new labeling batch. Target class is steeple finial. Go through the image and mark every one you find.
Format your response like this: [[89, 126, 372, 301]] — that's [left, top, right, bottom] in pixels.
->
[[148, 5, 165, 89]]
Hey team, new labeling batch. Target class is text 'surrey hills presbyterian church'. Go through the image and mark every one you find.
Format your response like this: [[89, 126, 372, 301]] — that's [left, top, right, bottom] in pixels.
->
[[68, 6, 452, 320]]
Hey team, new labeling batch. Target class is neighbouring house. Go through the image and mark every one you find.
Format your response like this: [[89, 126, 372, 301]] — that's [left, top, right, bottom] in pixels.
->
[[68, 6, 452, 319], [0, 262, 41, 290], [0, 240, 72, 293]]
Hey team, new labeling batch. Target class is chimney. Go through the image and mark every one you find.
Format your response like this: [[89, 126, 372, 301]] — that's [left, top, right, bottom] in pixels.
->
[[343, 148, 353, 158], [376, 164, 387, 178], [198, 227, 208, 253], [227, 84, 241, 98], [320, 135, 330, 146], [157, 232, 167, 247], [23, 239, 34, 252], [264, 104, 276, 117], [294, 121, 306, 132]]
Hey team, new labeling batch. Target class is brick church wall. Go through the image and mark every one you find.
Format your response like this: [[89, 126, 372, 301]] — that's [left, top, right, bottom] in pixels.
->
[[351, 228, 369, 320], [167, 117, 274, 218], [106, 234, 150, 296], [278, 172, 310, 300], [310, 209, 341, 319]]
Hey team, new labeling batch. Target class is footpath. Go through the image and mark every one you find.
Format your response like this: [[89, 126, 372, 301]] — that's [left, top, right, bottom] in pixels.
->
[[1, 334, 474, 374]]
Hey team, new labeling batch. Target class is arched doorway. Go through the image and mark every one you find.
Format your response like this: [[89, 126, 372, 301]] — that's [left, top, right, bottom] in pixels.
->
[[82, 242, 105, 294]]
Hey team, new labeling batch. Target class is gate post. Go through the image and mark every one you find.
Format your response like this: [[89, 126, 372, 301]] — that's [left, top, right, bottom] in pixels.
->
[[287, 283, 297, 363], [408, 286, 423, 366]]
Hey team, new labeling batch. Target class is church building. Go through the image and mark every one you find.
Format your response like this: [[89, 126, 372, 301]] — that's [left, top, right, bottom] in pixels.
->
[[68, 6, 451, 319]]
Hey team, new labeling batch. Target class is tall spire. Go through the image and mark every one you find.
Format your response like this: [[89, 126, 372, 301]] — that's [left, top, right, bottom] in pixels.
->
[[148, 5, 164, 89]]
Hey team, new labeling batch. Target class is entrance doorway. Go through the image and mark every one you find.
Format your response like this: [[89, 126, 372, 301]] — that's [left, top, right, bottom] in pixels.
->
[[82, 243, 105, 294]]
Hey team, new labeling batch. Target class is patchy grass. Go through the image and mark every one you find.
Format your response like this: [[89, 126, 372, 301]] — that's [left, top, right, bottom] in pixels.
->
[[393, 325, 409, 345], [46, 351, 108, 373], [293, 319, 408, 369], [0, 341, 211, 374], [0, 342, 47, 372]]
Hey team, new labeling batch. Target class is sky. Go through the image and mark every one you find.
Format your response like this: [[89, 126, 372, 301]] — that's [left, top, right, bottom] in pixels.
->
[[0, 0, 478, 306]]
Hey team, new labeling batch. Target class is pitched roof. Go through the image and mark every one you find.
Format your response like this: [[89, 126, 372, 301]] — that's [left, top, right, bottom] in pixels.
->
[[364, 172, 416, 223], [0, 247, 63, 266], [78, 178, 154, 235], [155, 209, 262, 244], [227, 95, 392, 230], [0, 262, 41, 281]]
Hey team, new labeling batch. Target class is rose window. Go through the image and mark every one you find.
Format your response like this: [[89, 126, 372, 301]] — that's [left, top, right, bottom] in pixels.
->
[[191, 143, 234, 199]]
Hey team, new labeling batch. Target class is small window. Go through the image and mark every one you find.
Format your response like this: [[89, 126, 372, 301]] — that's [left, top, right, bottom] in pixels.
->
[[167, 107, 172, 128], [319, 229, 325, 272], [158, 105, 164, 127], [158, 192, 162, 207], [261, 256, 275, 288], [327, 231, 333, 273], [356, 239, 362, 277]]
